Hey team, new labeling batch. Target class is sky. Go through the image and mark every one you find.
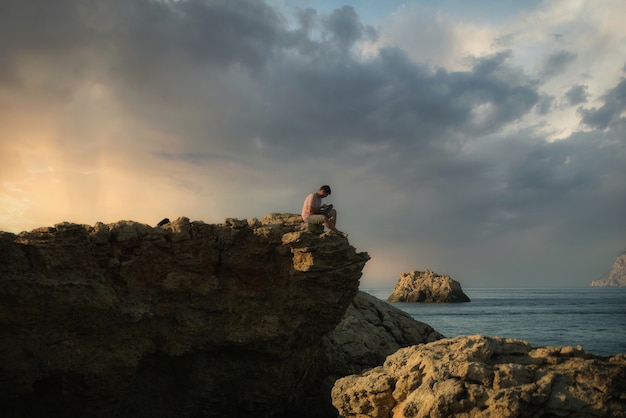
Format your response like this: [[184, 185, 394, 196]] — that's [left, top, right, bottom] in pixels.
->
[[1, 0, 625, 288]]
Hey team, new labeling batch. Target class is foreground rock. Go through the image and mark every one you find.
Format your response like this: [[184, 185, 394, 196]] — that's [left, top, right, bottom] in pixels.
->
[[591, 251, 626, 287], [387, 270, 470, 303], [332, 335, 626, 418], [0, 214, 370, 417], [297, 291, 444, 417]]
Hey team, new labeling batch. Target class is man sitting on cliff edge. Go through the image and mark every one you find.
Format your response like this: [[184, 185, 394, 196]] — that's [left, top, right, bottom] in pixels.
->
[[301, 185, 348, 238]]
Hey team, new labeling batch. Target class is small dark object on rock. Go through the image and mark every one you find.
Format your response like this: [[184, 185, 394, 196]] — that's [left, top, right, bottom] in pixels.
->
[[157, 218, 170, 227]]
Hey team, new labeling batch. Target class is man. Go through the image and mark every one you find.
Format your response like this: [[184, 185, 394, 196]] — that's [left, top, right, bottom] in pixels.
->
[[301, 185, 348, 237]]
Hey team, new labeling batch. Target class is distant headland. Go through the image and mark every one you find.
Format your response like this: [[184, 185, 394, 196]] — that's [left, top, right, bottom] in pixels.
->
[[590, 251, 626, 287]]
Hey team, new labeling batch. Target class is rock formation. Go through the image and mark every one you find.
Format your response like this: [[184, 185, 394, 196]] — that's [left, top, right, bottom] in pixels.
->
[[0, 214, 375, 417], [387, 270, 470, 303], [591, 251, 626, 287], [298, 291, 444, 417], [332, 335, 626, 418]]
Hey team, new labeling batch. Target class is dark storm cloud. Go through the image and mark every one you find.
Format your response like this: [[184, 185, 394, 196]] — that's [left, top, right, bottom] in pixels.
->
[[0, 0, 94, 53], [0, 0, 539, 157], [322, 5, 366, 51], [1, 0, 618, 180], [2, 0, 624, 285], [579, 78, 626, 129], [539, 50, 577, 79], [405, 120, 626, 248], [564, 84, 589, 106], [0, 0, 283, 89], [251, 47, 540, 159], [535, 94, 555, 115], [120, 0, 282, 69], [357, 73, 626, 249]]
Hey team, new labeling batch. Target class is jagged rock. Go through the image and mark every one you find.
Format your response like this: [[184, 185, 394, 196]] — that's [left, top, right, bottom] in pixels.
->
[[0, 214, 370, 418], [332, 335, 626, 418], [294, 291, 444, 417], [591, 251, 626, 287], [387, 270, 470, 303]]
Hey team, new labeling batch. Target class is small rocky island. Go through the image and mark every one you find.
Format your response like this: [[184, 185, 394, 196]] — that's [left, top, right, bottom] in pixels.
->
[[387, 269, 471, 303], [590, 251, 626, 287]]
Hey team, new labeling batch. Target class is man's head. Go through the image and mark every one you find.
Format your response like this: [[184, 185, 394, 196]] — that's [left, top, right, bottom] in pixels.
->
[[319, 185, 331, 197]]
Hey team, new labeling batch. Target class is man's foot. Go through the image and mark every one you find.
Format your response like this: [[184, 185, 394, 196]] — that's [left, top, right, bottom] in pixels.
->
[[321, 230, 348, 239]]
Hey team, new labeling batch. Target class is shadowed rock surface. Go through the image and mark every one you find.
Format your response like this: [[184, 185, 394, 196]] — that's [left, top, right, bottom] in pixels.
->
[[0, 214, 374, 417], [332, 335, 626, 418], [387, 270, 470, 303], [297, 291, 444, 417]]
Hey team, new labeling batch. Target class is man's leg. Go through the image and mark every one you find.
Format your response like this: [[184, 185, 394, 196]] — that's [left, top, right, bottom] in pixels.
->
[[322, 217, 341, 234], [309, 213, 347, 237], [322, 213, 347, 237]]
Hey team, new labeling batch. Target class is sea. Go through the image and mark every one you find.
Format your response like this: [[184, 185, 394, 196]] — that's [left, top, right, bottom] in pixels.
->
[[361, 287, 626, 357]]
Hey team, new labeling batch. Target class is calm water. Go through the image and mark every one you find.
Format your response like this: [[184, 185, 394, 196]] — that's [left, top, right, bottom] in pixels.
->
[[361, 287, 626, 357]]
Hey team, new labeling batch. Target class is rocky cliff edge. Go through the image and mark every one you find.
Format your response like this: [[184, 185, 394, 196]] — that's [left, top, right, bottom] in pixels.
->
[[0, 214, 373, 417]]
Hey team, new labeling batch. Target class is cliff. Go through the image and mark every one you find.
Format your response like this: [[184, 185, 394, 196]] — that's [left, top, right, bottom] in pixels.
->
[[590, 251, 626, 287], [306, 291, 443, 416], [387, 270, 470, 303], [0, 214, 375, 417], [332, 335, 626, 418]]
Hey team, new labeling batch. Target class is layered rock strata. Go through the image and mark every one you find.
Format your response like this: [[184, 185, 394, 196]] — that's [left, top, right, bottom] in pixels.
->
[[332, 335, 626, 418], [387, 269, 470, 303], [0, 214, 372, 417]]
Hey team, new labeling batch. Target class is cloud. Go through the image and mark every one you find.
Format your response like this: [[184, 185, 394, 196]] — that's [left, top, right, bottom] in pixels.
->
[[579, 77, 626, 129], [379, 5, 496, 70], [538, 50, 577, 79], [0, 0, 624, 286], [563, 84, 589, 106], [322, 5, 370, 51]]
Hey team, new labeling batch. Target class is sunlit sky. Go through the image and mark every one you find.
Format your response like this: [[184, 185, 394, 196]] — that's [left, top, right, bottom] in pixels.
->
[[1, 0, 625, 287]]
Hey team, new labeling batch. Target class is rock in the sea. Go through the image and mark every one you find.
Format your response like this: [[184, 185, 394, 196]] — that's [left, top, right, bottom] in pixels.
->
[[387, 269, 470, 303], [295, 291, 444, 417], [591, 251, 626, 287], [332, 335, 626, 418], [0, 214, 371, 418]]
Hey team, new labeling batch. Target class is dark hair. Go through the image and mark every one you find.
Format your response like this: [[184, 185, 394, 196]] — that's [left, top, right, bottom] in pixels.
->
[[320, 185, 331, 194]]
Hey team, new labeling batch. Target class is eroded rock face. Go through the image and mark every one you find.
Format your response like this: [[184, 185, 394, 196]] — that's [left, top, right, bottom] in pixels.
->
[[387, 270, 470, 303], [0, 213, 369, 417], [325, 292, 444, 373], [332, 335, 626, 418], [294, 291, 444, 417]]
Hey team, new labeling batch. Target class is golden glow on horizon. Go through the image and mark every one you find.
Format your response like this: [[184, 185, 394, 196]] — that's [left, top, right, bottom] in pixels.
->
[[0, 126, 269, 233]]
